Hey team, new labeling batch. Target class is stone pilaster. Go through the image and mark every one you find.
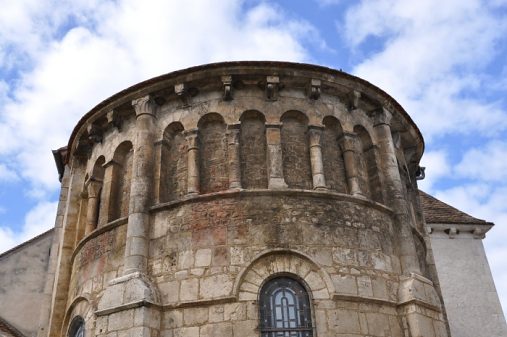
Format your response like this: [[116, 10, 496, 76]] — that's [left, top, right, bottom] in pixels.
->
[[266, 124, 287, 189], [371, 107, 446, 337], [371, 107, 421, 275], [185, 129, 200, 195], [339, 133, 362, 196], [227, 124, 241, 189], [124, 95, 156, 275], [308, 126, 327, 190], [84, 179, 102, 235], [96, 96, 161, 337]]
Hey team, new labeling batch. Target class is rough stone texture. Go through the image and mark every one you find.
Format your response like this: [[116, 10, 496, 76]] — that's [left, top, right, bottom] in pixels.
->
[[199, 114, 229, 194], [160, 123, 188, 202], [281, 111, 312, 189], [239, 112, 268, 189], [11, 62, 504, 337], [322, 116, 347, 193]]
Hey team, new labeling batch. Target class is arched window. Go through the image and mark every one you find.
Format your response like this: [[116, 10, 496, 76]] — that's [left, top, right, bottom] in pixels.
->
[[259, 277, 313, 337], [68, 316, 85, 337]]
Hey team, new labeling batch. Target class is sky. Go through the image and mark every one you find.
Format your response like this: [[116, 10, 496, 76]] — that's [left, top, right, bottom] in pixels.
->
[[0, 0, 506, 315]]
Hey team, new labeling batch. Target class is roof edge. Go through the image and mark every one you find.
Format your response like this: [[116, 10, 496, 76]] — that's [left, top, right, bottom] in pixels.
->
[[0, 228, 54, 259], [65, 60, 424, 164]]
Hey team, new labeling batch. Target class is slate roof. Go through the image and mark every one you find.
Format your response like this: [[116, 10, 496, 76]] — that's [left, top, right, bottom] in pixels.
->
[[419, 190, 491, 225]]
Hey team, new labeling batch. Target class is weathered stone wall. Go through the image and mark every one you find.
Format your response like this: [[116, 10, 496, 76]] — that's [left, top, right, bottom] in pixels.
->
[[281, 111, 312, 190], [68, 224, 127, 304], [199, 114, 229, 194], [239, 111, 268, 189], [45, 62, 449, 337], [0, 230, 53, 337]]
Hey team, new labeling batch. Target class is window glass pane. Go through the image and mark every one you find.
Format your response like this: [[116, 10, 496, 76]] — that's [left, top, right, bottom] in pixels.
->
[[259, 277, 313, 337]]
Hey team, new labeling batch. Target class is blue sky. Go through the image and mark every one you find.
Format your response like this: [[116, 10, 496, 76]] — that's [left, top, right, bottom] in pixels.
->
[[0, 0, 506, 314]]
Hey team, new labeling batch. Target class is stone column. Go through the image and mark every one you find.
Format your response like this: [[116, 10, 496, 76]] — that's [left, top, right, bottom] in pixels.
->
[[266, 124, 287, 189], [227, 124, 242, 189], [84, 179, 102, 235], [185, 129, 200, 195], [339, 133, 362, 196], [308, 126, 327, 190], [371, 107, 421, 275], [123, 95, 156, 275]]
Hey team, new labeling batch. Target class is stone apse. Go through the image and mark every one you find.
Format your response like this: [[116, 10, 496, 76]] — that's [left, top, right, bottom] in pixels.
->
[[45, 62, 449, 337]]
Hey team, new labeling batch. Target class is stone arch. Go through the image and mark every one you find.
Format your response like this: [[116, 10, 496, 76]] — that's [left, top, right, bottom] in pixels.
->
[[110, 141, 133, 221], [322, 116, 347, 193], [239, 110, 268, 189], [62, 296, 94, 337], [235, 249, 334, 301], [354, 125, 383, 203], [280, 111, 312, 189], [160, 122, 187, 202], [198, 113, 228, 193]]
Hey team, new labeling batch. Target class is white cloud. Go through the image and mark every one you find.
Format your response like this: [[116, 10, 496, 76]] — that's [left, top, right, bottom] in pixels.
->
[[418, 150, 451, 192], [0, 163, 19, 182], [455, 141, 507, 182], [0, 201, 57, 253], [344, 0, 507, 139], [0, 0, 318, 196]]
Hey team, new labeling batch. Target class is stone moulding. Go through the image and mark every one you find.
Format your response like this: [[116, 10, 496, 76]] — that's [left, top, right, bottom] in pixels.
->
[[70, 216, 128, 266], [150, 188, 394, 214]]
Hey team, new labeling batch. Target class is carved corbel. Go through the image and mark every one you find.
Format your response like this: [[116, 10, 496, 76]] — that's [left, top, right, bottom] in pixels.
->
[[74, 137, 92, 160], [307, 79, 321, 100], [87, 123, 103, 144], [175, 83, 198, 107], [106, 109, 123, 131], [348, 90, 361, 111], [368, 107, 392, 126], [265, 76, 280, 101], [222, 75, 233, 101]]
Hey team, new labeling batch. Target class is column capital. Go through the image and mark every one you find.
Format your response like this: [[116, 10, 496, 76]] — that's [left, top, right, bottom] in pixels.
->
[[86, 178, 102, 198], [132, 95, 156, 118], [184, 129, 199, 149], [308, 126, 323, 147], [339, 133, 356, 152], [369, 107, 393, 127]]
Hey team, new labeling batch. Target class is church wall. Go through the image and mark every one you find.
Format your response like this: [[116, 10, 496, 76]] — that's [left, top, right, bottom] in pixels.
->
[[0, 230, 53, 337], [44, 62, 450, 337], [430, 228, 507, 337]]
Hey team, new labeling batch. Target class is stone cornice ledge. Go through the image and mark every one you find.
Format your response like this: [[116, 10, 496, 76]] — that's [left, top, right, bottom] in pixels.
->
[[151, 189, 393, 215], [95, 296, 237, 316], [71, 216, 128, 266]]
